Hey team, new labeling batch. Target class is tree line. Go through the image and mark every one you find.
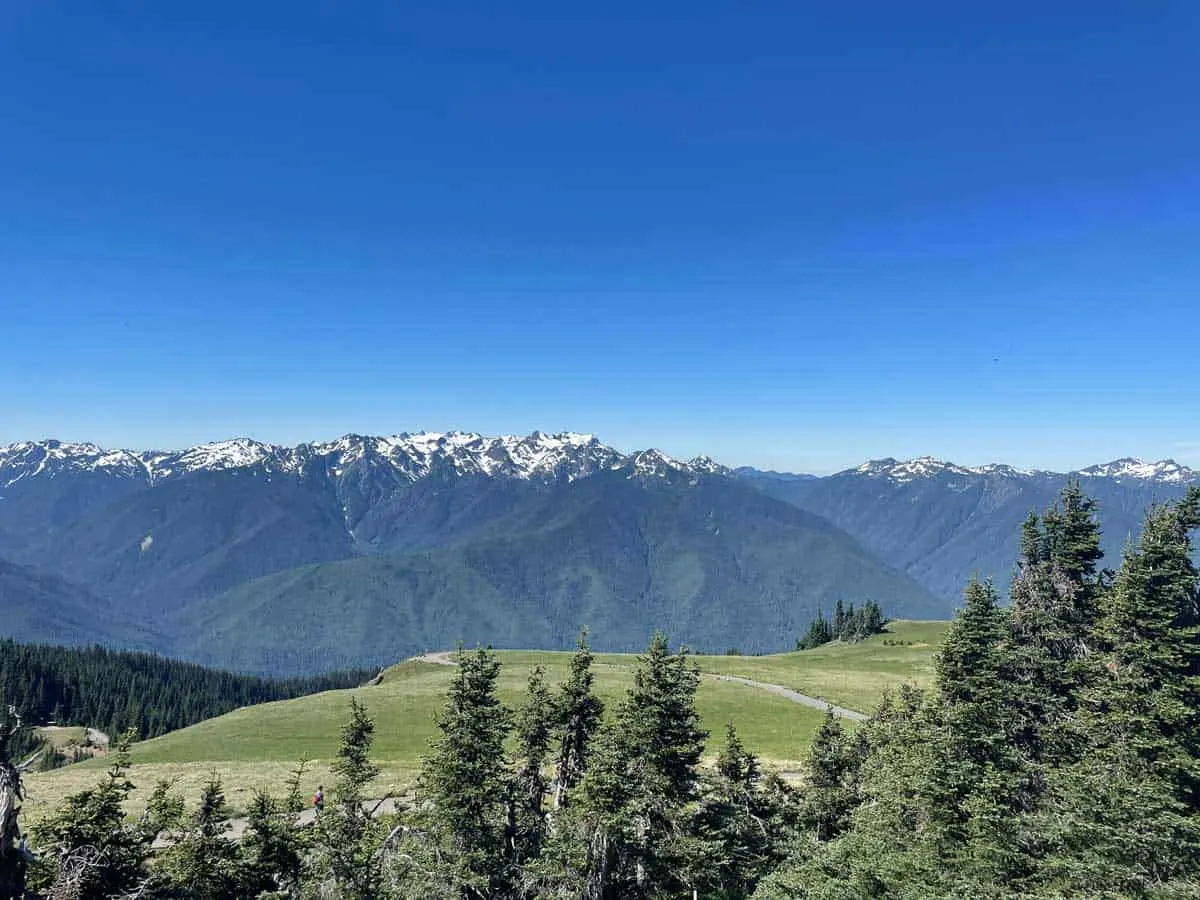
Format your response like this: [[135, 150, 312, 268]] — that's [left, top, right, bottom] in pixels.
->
[[0, 642, 374, 744], [795, 598, 886, 650], [2, 480, 1199, 897]]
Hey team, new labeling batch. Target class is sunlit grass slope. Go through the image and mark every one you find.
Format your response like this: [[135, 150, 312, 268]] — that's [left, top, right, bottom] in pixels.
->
[[25, 621, 944, 820]]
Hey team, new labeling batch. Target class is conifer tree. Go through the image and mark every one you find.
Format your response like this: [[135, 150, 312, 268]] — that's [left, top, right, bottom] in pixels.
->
[[1048, 487, 1200, 894], [1019, 510, 1045, 567], [240, 791, 302, 899], [421, 646, 513, 898], [564, 632, 708, 899], [306, 697, 386, 900], [508, 666, 554, 873], [31, 731, 154, 900], [1042, 481, 1106, 625], [796, 613, 832, 651], [552, 628, 604, 810], [154, 775, 242, 900], [800, 709, 862, 843], [752, 686, 932, 899], [922, 579, 1031, 889], [697, 725, 792, 899]]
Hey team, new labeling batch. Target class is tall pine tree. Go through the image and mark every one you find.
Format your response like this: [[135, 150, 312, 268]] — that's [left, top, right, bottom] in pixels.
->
[[1048, 487, 1200, 895], [564, 632, 708, 900], [421, 646, 513, 898], [552, 628, 604, 810]]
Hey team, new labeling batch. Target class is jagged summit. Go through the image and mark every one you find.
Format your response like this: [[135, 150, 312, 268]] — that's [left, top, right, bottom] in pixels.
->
[[847, 455, 1193, 484], [1078, 457, 1195, 483], [0, 431, 727, 490], [3, 437, 1196, 492]]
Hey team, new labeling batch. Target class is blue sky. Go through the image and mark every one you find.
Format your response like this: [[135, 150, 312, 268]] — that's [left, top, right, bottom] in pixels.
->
[[3, 1, 1199, 473]]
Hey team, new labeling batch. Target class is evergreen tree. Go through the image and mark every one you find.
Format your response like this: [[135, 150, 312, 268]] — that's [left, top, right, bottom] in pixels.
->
[[752, 685, 933, 899], [153, 775, 243, 900], [552, 628, 604, 810], [799, 709, 863, 843], [31, 731, 154, 900], [306, 697, 386, 900], [563, 632, 709, 899], [696, 725, 793, 899], [925, 578, 1028, 882], [420, 646, 513, 898], [508, 666, 554, 879], [796, 613, 832, 651], [1005, 484, 1107, 827], [0, 641, 371, 744], [863, 600, 884, 636], [1042, 481, 1106, 624], [240, 791, 302, 899], [1019, 510, 1045, 567], [1047, 487, 1200, 894]]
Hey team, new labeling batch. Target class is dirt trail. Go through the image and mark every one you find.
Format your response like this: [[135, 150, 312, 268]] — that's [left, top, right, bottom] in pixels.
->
[[703, 673, 867, 722], [413, 651, 456, 666], [412, 651, 867, 721]]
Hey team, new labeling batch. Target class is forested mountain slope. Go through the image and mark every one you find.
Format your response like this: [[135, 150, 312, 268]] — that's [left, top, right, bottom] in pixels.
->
[[745, 456, 1197, 599], [176, 470, 940, 675]]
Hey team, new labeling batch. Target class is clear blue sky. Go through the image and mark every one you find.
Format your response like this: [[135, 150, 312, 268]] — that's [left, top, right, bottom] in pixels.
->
[[3, 1, 1199, 474]]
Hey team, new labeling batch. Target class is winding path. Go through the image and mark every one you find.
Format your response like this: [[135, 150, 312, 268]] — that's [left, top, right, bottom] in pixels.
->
[[703, 672, 866, 722], [411, 651, 867, 722]]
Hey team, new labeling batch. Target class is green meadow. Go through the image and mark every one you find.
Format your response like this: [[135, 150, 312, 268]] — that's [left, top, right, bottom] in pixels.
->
[[24, 621, 946, 821]]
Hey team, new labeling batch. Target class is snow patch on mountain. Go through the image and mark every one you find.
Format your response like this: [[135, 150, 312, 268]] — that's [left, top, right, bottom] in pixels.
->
[[1077, 458, 1195, 483], [0, 431, 729, 490], [850, 455, 1191, 484]]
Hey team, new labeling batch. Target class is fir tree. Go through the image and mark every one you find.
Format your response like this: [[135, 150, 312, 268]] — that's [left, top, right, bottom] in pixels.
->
[[796, 613, 833, 651], [421, 646, 513, 898], [1048, 487, 1200, 894], [240, 791, 302, 899], [564, 632, 709, 899], [31, 731, 154, 900], [926, 578, 1025, 863], [800, 709, 862, 843], [696, 725, 792, 899], [552, 628, 604, 810], [508, 666, 554, 876], [306, 697, 386, 900], [153, 775, 243, 900]]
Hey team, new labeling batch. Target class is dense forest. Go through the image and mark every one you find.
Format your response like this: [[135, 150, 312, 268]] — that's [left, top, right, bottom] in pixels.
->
[[2, 482, 1198, 898], [0, 642, 374, 742]]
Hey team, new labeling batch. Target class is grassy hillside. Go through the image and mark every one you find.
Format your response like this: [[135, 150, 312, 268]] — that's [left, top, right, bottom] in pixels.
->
[[24, 621, 944, 821]]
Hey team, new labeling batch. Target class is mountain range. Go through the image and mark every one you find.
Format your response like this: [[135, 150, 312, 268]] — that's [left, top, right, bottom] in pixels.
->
[[1, 433, 1194, 675]]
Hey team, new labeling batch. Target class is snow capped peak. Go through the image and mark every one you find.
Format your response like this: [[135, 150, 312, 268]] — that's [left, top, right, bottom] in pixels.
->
[[847, 454, 1194, 484], [851, 456, 1044, 483], [168, 438, 278, 473], [0, 439, 154, 488], [854, 457, 969, 482], [624, 448, 682, 478], [1078, 458, 1195, 483], [686, 455, 730, 476]]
